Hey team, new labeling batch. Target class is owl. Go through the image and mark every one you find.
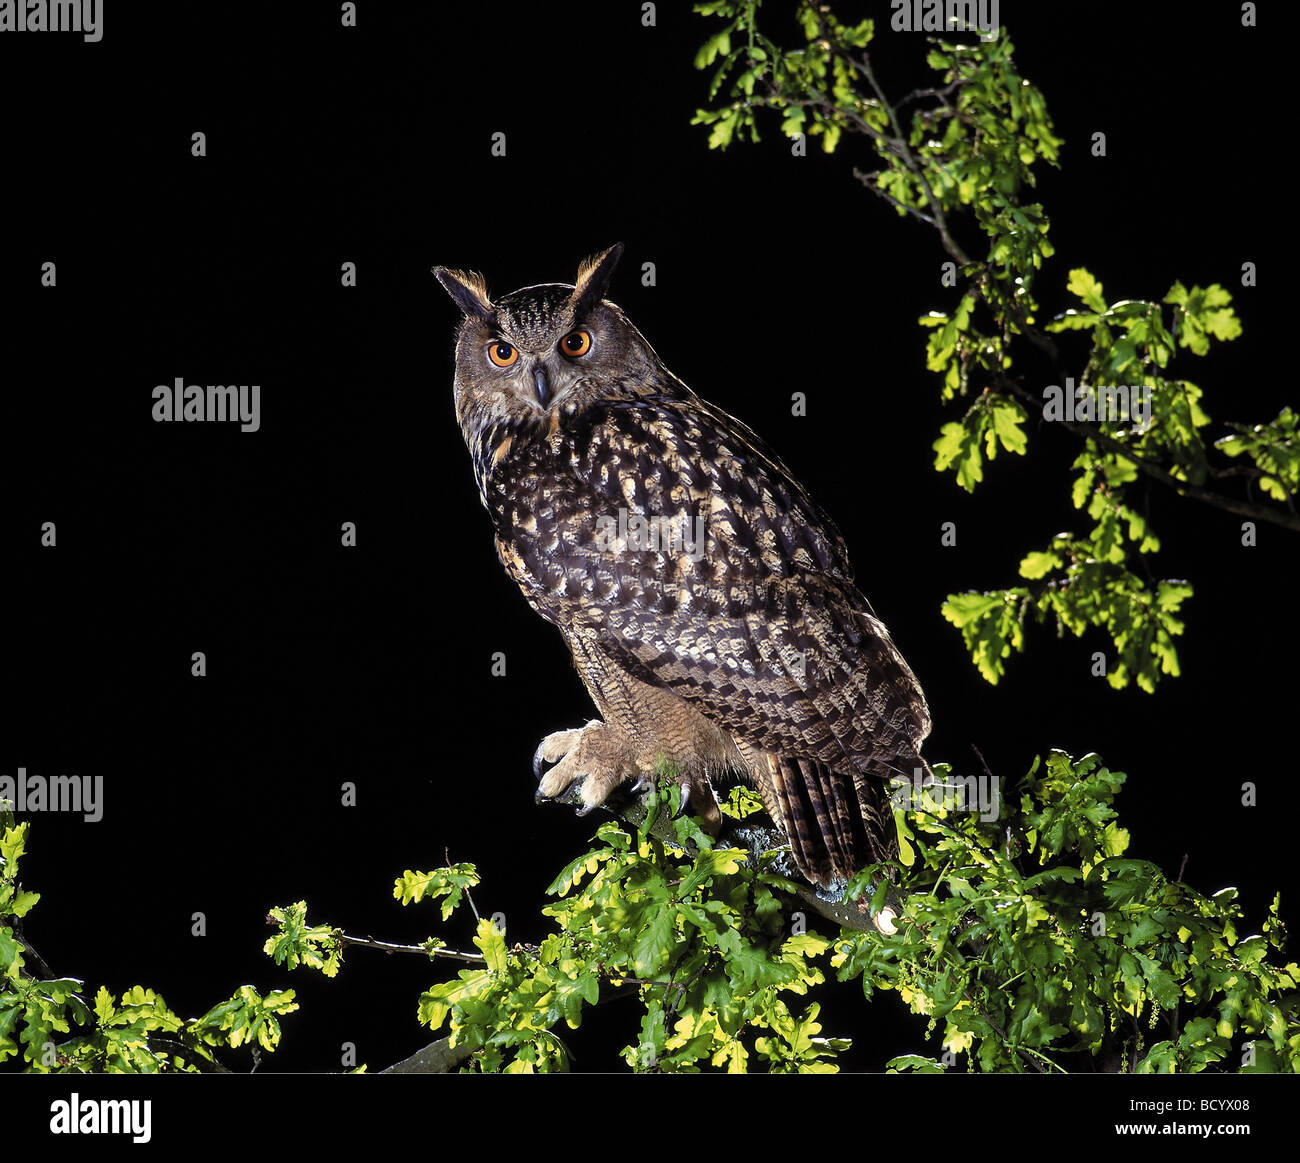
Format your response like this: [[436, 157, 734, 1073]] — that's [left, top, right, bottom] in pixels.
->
[[434, 245, 932, 889]]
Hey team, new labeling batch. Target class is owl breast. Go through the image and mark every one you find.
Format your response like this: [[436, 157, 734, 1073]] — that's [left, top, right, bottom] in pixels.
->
[[481, 397, 809, 618]]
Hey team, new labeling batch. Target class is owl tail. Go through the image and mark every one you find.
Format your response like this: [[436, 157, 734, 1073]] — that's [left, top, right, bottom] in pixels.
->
[[762, 753, 918, 889]]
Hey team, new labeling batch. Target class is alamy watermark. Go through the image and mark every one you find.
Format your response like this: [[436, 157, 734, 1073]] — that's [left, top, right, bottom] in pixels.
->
[[50, 1094, 150, 1143], [890, 0, 1000, 41], [594, 507, 706, 563], [0, 0, 103, 41], [152, 378, 261, 432], [891, 767, 1001, 822], [1043, 376, 1152, 428], [1, 767, 103, 822]]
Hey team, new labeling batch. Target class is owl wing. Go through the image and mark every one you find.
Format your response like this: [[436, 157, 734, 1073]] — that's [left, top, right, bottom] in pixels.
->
[[561, 390, 931, 778]]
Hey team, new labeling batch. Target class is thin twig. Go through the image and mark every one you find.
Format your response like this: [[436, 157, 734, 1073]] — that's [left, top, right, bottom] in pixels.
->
[[854, 51, 973, 265], [969, 742, 995, 782], [336, 932, 485, 963], [447, 846, 482, 922]]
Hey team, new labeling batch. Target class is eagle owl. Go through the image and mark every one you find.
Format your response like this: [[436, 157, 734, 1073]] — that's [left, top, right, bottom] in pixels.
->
[[435, 245, 932, 889]]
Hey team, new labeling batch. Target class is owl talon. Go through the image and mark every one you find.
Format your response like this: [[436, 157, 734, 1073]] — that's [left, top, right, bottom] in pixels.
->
[[669, 778, 723, 834], [671, 789, 691, 820]]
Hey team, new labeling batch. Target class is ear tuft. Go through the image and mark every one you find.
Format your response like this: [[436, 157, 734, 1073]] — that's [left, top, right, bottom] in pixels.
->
[[433, 266, 495, 321], [570, 243, 625, 319]]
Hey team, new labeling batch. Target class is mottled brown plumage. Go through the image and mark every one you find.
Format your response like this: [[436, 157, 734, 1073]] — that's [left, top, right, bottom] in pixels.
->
[[434, 245, 932, 887]]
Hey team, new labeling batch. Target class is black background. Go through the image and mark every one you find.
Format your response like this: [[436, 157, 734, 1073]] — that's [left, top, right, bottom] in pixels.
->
[[1, 0, 1293, 1100]]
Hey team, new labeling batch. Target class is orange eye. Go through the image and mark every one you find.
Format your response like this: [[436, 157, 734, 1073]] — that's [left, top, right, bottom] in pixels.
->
[[560, 330, 592, 358], [487, 340, 518, 368]]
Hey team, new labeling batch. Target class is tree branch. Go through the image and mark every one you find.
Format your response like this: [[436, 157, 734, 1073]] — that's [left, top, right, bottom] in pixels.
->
[[150, 1037, 234, 1074], [336, 932, 485, 963], [381, 1036, 476, 1074], [853, 51, 973, 267], [993, 371, 1300, 533]]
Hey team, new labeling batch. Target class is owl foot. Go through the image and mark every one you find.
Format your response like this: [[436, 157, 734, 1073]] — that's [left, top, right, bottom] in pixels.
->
[[532, 725, 591, 783], [533, 720, 637, 813], [534, 723, 723, 833]]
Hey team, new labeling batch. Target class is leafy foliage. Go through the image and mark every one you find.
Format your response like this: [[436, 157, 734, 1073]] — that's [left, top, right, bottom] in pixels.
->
[[1217, 407, 1300, 503], [0, 804, 297, 1072], [690, 1, 1292, 691], [405, 787, 844, 1073], [393, 864, 481, 918], [935, 266, 1227, 690], [835, 752, 1299, 1072], [8, 744, 1293, 1074], [264, 901, 343, 977], [265, 757, 1296, 1073]]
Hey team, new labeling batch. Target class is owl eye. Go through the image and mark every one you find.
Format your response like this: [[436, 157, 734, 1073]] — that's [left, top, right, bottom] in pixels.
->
[[559, 330, 592, 358], [487, 340, 518, 368]]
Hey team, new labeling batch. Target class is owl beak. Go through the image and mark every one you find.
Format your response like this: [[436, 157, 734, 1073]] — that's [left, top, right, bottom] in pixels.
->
[[533, 366, 552, 408]]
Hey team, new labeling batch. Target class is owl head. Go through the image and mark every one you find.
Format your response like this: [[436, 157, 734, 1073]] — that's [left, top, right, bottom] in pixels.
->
[[434, 245, 668, 446]]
